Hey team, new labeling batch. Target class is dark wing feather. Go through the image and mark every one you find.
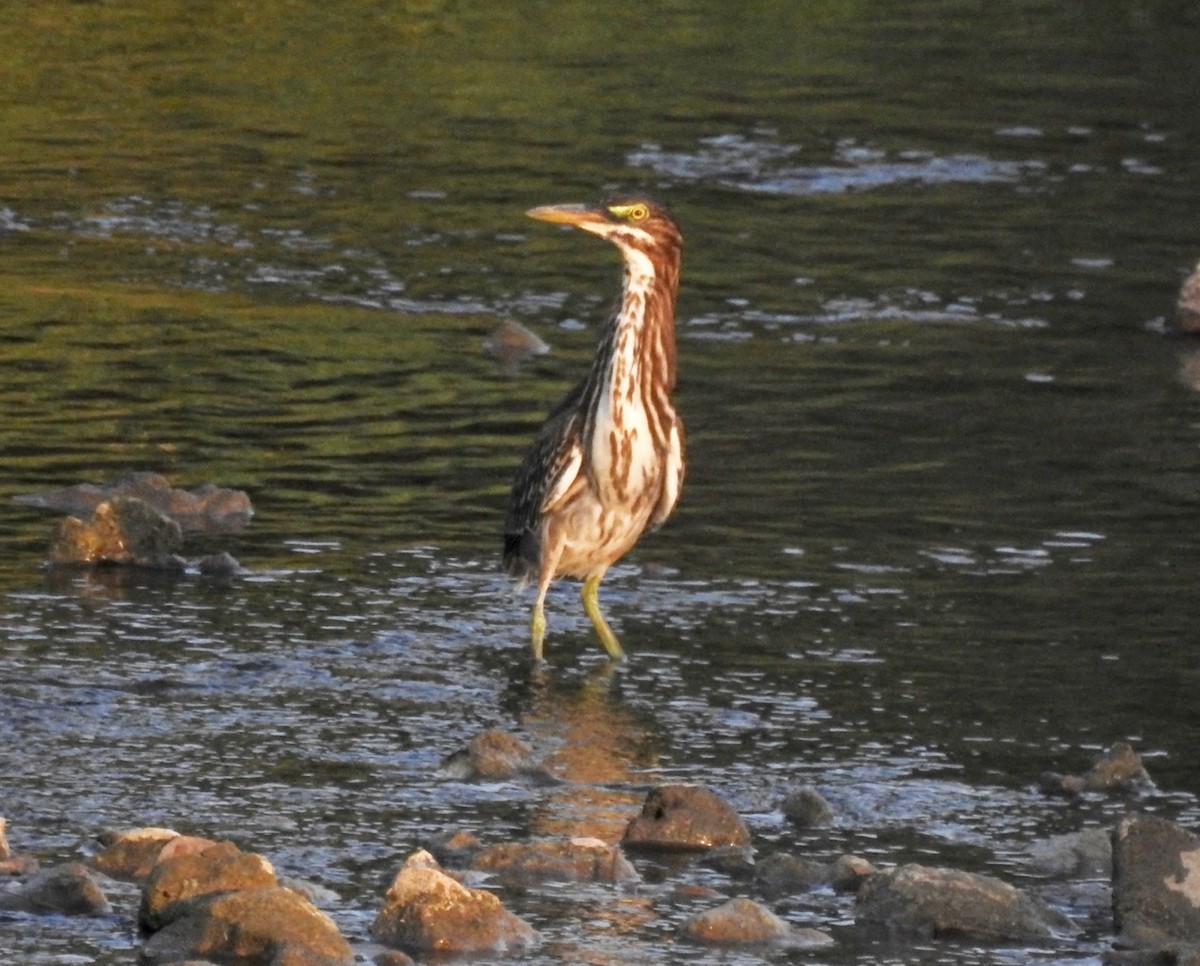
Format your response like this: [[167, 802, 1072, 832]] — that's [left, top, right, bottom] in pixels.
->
[[503, 381, 587, 582]]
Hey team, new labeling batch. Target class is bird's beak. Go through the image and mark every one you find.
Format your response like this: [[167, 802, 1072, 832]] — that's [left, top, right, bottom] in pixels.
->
[[526, 203, 610, 232]]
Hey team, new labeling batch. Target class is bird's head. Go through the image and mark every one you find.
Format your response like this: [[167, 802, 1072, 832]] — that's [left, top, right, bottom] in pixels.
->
[[526, 196, 682, 259]]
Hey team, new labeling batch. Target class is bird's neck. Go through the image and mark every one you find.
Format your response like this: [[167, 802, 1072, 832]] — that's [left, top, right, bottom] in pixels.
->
[[603, 248, 680, 395]]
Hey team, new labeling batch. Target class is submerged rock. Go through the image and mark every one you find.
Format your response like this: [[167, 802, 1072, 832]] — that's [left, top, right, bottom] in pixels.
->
[[15, 471, 252, 532], [470, 837, 638, 886], [680, 897, 834, 948], [483, 319, 550, 374], [439, 729, 552, 783], [754, 853, 828, 898], [423, 829, 482, 868], [0, 862, 111, 916], [1040, 742, 1153, 797], [371, 850, 537, 954], [828, 854, 877, 893], [781, 785, 834, 827], [856, 863, 1072, 942], [1026, 828, 1113, 879], [90, 826, 182, 882], [1112, 815, 1200, 949], [622, 784, 751, 852], [140, 886, 353, 966], [49, 497, 185, 570]]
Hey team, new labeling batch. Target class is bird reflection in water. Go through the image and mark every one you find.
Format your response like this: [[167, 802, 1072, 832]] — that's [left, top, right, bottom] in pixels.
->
[[511, 664, 661, 844]]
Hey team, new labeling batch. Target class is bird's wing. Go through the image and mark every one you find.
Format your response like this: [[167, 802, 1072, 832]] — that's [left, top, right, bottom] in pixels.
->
[[648, 419, 685, 531], [503, 383, 587, 580]]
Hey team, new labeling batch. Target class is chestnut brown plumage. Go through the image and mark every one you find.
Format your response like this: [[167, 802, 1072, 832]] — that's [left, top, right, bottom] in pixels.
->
[[504, 197, 685, 660]]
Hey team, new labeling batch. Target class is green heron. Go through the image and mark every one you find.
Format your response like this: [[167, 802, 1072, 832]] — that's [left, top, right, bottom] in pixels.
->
[[504, 196, 685, 661]]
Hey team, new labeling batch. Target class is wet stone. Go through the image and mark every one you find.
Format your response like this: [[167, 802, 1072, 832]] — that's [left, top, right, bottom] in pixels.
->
[[470, 836, 639, 886], [1112, 815, 1200, 949], [140, 840, 277, 932], [828, 854, 877, 893], [439, 729, 553, 782], [856, 863, 1072, 942], [372, 850, 537, 955], [622, 783, 751, 851], [1041, 742, 1154, 797], [483, 319, 550, 374], [1026, 828, 1113, 879], [15, 471, 253, 532], [423, 829, 482, 868], [0, 818, 39, 877], [49, 496, 185, 570], [90, 826, 181, 882], [680, 897, 834, 948], [698, 845, 756, 879], [0, 862, 111, 916], [140, 886, 353, 966], [755, 853, 827, 898], [781, 785, 834, 827]]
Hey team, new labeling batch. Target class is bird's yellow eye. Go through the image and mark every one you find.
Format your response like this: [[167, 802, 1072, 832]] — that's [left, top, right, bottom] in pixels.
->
[[610, 203, 649, 222]]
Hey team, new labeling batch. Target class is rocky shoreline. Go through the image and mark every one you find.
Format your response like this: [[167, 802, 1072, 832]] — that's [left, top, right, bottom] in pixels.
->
[[2, 740, 1200, 963]]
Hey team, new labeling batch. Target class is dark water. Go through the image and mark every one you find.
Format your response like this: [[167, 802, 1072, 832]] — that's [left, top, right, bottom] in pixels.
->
[[3, 2, 1200, 962]]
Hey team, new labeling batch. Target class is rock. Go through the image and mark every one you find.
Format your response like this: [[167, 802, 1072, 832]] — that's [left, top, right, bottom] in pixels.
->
[[371, 850, 537, 954], [0, 853, 39, 876], [156, 835, 220, 866], [1179, 259, 1200, 332], [140, 840, 277, 931], [1113, 815, 1200, 949], [781, 785, 834, 827], [15, 472, 253, 532], [483, 319, 550, 374], [1041, 743, 1153, 797], [828, 854, 876, 893], [140, 886, 353, 966], [439, 729, 553, 782], [1027, 828, 1113, 879], [49, 497, 185, 569], [374, 951, 416, 966], [698, 845, 756, 879], [0, 862, 111, 916], [856, 863, 1072, 942], [197, 551, 242, 583], [91, 826, 182, 882], [471, 837, 639, 886], [424, 829, 482, 868], [0, 818, 38, 876], [755, 853, 827, 898], [680, 897, 834, 948], [622, 784, 751, 851]]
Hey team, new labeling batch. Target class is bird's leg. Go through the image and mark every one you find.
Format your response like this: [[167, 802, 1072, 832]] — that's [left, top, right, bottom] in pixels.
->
[[582, 572, 625, 660], [532, 595, 549, 662], [530, 582, 549, 662]]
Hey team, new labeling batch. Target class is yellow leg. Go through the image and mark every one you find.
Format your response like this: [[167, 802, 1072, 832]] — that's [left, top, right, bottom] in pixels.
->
[[530, 588, 548, 662], [582, 572, 625, 660]]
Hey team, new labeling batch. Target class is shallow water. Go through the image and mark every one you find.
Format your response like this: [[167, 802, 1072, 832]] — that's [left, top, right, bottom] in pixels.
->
[[3, 1, 1200, 963]]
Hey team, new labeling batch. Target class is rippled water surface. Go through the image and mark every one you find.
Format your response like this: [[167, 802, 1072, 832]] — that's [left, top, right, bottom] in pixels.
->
[[4, 2, 1200, 963]]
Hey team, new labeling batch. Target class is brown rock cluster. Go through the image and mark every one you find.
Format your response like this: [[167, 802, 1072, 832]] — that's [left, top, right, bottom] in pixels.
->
[[15, 472, 252, 571], [91, 827, 353, 966]]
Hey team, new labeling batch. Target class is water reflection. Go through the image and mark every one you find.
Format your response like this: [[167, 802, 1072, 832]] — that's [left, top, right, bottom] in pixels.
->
[[516, 665, 660, 842]]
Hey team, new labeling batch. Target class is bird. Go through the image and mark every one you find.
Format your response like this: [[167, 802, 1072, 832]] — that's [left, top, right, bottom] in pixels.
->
[[503, 196, 685, 661]]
